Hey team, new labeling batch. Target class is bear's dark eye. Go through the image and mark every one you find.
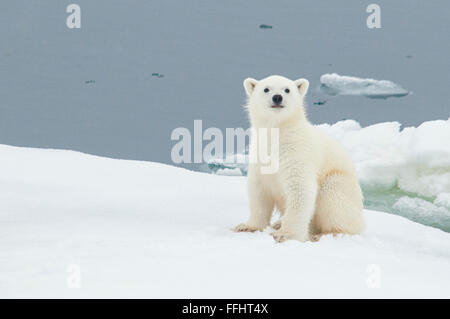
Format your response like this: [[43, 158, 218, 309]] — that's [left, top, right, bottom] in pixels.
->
[[285, 88, 290, 93], [264, 88, 269, 93]]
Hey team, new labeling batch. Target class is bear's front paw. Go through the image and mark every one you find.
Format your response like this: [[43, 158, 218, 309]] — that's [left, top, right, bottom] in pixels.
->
[[233, 223, 264, 232], [271, 229, 292, 243], [271, 229, 309, 243]]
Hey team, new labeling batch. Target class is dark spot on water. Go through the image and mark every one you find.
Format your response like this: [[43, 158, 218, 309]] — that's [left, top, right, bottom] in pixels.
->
[[313, 100, 327, 105], [152, 73, 164, 78], [259, 24, 273, 29], [85, 80, 96, 84], [406, 55, 413, 58]]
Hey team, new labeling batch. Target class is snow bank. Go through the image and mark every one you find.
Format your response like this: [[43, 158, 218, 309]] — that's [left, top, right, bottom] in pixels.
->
[[1, 144, 450, 298], [317, 118, 450, 199], [393, 196, 450, 228], [319, 119, 450, 230], [319, 73, 410, 99], [207, 154, 248, 176]]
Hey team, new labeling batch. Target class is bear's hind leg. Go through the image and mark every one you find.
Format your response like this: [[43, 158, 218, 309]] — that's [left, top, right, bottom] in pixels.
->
[[312, 173, 364, 238]]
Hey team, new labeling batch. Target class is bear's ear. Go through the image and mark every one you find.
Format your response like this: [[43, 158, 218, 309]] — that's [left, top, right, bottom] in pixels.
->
[[243, 78, 258, 96], [294, 78, 309, 97]]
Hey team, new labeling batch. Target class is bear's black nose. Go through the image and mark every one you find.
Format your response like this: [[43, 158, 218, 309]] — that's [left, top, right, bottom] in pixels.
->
[[272, 94, 283, 105]]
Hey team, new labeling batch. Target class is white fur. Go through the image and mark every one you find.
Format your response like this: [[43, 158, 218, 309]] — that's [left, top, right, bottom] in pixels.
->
[[234, 75, 365, 242]]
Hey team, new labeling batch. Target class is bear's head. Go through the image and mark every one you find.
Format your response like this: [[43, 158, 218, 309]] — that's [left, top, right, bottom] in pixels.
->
[[243, 75, 309, 126]]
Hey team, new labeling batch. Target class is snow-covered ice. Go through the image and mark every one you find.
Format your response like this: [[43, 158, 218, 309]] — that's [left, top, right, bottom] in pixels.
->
[[318, 118, 450, 199], [319, 73, 410, 99], [1, 144, 450, 298]]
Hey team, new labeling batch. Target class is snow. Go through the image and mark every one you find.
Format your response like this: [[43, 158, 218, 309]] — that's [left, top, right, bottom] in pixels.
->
[[319, 73, 410, 99], [1, 144, 450, 298], [318, 118, 450, 199]]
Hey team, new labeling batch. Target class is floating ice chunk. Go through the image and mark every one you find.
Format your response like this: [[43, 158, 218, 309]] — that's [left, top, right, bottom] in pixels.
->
[[207, 153, 248, 176], [394, 196, 449, 217], [320, 73, 410, 99], [393, 196, 450, 229], [216, 168, 243, 176], [406, 119, 450, 167], [396, 118, 450, 198], [336, 122, 404, 190], [316, 119, 361, 140], [397, 168, 450, 199], [435, 193, 450, 210], [317, 118, 450, 199]]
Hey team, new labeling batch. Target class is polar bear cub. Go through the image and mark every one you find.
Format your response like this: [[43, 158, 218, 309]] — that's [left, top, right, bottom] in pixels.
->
[[234, 75, 364, 242]]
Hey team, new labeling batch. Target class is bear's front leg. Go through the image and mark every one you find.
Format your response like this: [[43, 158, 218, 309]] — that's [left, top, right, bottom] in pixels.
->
[[234, 170, 274, 232], [272, 170, 318, 242]]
